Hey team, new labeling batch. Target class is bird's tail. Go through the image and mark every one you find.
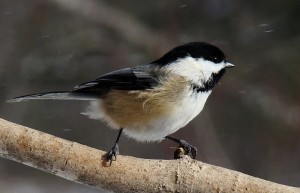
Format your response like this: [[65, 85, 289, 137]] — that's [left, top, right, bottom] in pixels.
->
[[7, 91, 99, 102]]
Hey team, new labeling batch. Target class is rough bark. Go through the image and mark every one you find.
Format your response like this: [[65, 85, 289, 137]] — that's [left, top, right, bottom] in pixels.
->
[[0, 118, 299, 193]]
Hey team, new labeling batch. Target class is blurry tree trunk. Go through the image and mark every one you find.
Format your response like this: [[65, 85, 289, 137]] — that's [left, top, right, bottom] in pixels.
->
[[0, 118, 299, 193], [51, 0, 172, 55]]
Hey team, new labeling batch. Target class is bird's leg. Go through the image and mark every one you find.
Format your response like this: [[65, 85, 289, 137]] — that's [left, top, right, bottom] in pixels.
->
[[102, 128, 123, 166], [165, 136, 197, 159]]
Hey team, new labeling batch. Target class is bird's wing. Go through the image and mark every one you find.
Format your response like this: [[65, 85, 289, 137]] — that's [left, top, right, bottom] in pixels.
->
[[7, 67, 158, 102], [72, 67, 158, 95]]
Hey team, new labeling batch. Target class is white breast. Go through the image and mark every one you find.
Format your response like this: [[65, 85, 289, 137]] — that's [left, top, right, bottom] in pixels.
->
[[123, 90, 211, 142]]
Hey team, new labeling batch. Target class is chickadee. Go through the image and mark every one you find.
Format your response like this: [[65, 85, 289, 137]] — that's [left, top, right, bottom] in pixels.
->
[[8, 42, 234, 165]]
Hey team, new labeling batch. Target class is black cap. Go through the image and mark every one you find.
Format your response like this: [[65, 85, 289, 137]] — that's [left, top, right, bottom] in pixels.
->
[[151, 42, 226, 66]]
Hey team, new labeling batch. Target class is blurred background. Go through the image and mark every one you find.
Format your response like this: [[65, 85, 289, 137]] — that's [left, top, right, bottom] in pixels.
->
[[0, 0, 299, 192]]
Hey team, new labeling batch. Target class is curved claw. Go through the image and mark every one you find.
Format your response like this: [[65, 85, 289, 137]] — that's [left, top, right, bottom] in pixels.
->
[[177, 140, 197, 159], [102, 144, 119, 166]]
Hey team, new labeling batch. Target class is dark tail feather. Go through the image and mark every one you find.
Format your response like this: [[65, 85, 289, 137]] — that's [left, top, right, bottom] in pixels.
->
[[7, 91, 100, 102]]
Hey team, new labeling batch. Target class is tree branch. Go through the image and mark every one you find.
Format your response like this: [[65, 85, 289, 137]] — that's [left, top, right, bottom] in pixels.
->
[[0, 118, 298, 193]]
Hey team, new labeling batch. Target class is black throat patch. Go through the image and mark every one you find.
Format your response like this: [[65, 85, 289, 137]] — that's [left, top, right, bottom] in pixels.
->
[[192, 68, 226, 92]]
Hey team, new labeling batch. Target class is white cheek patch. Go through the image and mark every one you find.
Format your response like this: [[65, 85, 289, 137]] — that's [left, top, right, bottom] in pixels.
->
[[200, 59, 224, 74], [166, 56, 204, 82], [165, 56, 225, 83]]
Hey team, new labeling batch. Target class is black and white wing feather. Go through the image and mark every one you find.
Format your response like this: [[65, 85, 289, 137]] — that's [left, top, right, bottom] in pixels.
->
[[8, 67, 158, 102], [73, 67, 157, 94]]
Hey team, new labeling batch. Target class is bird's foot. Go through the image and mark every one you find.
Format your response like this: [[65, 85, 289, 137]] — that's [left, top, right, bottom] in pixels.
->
[[174, 140, 197, 159], [102, 144, 119, 166]]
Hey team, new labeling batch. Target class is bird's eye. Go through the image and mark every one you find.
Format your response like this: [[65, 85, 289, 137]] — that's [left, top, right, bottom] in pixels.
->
[[213, 57, 219, 63]]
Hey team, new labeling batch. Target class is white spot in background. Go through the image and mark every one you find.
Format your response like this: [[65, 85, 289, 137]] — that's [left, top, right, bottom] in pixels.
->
[[259, 23, 269, 27], [259, 23, 275, 33], [264, 29, 274, 33], [40, 35, 50, 38]]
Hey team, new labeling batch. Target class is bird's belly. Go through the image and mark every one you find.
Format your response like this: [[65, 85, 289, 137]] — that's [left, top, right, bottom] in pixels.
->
[[123, 91, 211, 142], [82, 86, 211, 142]]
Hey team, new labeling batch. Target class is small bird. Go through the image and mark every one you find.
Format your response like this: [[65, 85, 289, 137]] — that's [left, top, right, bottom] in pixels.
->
[[8, 42, 234, 165]]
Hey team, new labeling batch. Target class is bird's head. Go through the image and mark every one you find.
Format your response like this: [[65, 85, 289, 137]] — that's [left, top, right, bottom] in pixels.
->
[[151, 42, 234, 91]]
